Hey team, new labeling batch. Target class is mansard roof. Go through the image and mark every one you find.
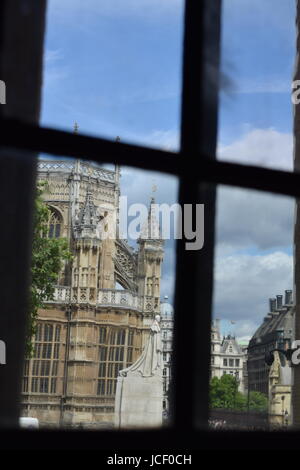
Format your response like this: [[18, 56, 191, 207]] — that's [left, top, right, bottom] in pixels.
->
[[250, 305, 294, 347], [220, 336, 243, 355]]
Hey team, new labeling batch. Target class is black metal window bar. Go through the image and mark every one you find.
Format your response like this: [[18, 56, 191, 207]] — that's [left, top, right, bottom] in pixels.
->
[[1, 0, 300, 450]]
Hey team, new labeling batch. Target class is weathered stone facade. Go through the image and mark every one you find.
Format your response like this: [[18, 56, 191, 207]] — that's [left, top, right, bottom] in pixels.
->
[[268, 351, 291, 428], [21, 159, 164, 428]]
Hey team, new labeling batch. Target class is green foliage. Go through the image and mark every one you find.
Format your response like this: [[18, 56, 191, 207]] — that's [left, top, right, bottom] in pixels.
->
[[210, 374, 239, 409], [210, 375, 268, 412], [26, 183, 72, 356], [248, 391, 268, 412]]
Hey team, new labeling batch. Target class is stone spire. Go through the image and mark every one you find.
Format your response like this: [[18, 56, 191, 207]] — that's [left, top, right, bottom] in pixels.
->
[[115, 136, 121, 237], [139, 197, 161, 241], [74, 189, 98, 239], [137, 197, 164, 313]]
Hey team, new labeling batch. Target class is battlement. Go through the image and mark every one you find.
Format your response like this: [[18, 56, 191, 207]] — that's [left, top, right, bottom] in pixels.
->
[[38, 159, 117, 184]]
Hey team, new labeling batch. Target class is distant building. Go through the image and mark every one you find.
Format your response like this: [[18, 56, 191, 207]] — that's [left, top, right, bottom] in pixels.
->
[[160, 296, 173, 413], [210, 319, 248, 393], [247, 290, 294, 396]]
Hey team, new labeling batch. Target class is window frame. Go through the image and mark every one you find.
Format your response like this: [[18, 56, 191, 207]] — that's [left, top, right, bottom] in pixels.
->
[[1, 0, 300, 450]]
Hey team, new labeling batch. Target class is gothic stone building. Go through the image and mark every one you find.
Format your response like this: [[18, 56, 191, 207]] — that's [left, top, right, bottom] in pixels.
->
[[21, 159, 164, 428]]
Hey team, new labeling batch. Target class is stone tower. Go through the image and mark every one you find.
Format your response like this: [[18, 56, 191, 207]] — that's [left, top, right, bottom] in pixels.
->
[[137, 198, 164, 314]]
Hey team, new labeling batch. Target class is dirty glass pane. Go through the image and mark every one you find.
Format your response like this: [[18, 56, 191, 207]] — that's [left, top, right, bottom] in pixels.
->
[[41, 0, 184, 151], [218, 0, 295, 172], [210, 186, 294, 431]]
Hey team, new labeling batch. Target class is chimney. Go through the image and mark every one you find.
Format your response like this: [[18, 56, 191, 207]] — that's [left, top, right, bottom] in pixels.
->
[[264, 314, 272, 322], [276, 295, 283, 310], [285, 290, 293, 305], [269, 298, 276, 312], [215, 318, 220, 334]]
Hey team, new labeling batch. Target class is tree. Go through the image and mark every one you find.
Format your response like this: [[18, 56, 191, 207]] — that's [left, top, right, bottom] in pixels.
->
[[248, 391, 268, 413], [210, 375, 268, 412], [26, 183, 72, 355], [210, 374, 239, 409]]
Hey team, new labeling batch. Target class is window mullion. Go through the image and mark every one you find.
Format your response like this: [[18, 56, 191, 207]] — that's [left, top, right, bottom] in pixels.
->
[[173, 0, 221, 430], [0, 0, 47, 428]]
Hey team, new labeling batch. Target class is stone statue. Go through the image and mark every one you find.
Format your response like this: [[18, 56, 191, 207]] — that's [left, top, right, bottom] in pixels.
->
[[114, 315, 163, 428], [120, 314, 162, 378]]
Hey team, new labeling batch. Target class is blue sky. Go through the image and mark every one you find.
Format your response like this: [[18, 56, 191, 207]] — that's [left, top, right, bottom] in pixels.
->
[[219, 0, 295, 144], [42, 0, 183, 147], [41, 0, 296, 341]]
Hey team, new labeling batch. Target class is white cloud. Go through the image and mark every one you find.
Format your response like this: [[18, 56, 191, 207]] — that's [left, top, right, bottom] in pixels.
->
[[43, 66, 69, 87], [218, 127, 293, 170], [44, 49, 64, 64], [130, 129, 179, 151], [236, 333, 254, 343], [43, 49, 69, 87], [216, 186, 294, 255], [229, 77, 291, 95], [221, 320, 258, 343], [214, 128, 295, 340], [216, 127, 294, 257], [148, 129, 179, 151], [105, 129, 179, 153], [214, 251, 293, 328]]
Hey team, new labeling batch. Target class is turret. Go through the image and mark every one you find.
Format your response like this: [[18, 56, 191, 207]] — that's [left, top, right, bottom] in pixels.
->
[[137, 197, 164, 313], [72, 189, 101, 303]]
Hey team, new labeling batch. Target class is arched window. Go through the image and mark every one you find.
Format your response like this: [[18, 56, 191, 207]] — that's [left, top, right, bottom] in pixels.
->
[[47, 209, 62, 238]]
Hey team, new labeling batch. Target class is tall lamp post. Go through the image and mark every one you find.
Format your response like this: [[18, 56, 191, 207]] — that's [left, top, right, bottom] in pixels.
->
[[281, 396, 285, 427], [284, 409, 289, 428], [247, 381, 250, 417], [234, 370, 240, 410]]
